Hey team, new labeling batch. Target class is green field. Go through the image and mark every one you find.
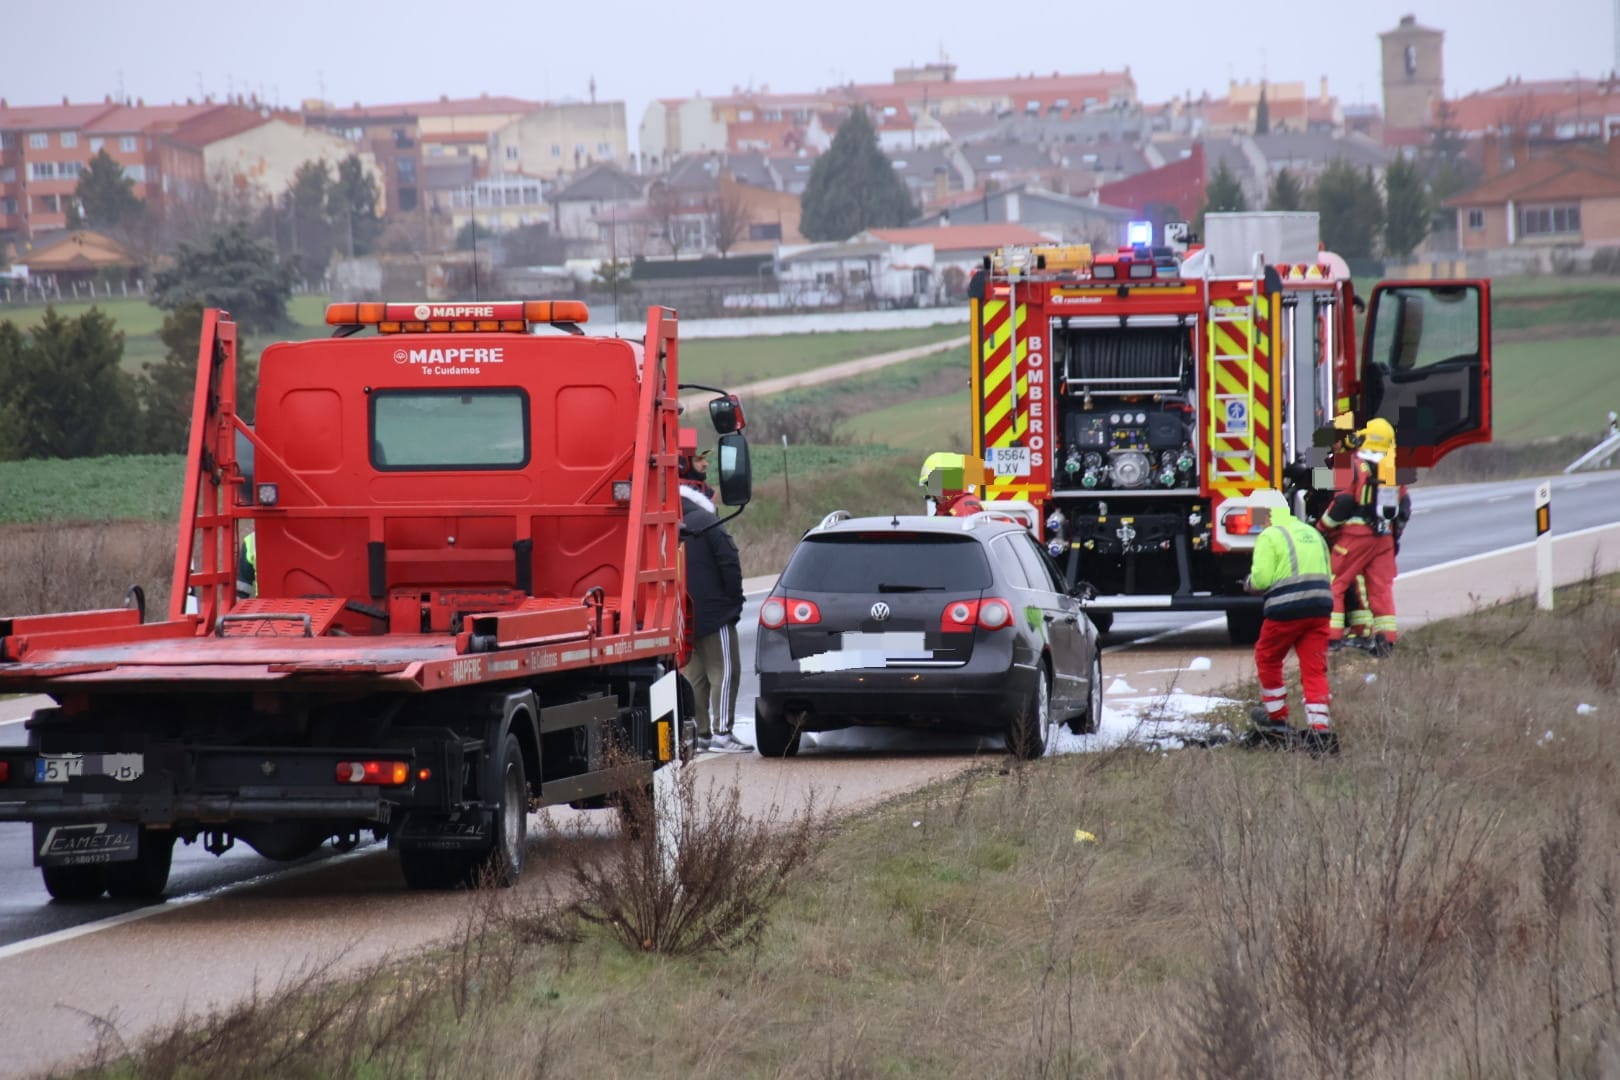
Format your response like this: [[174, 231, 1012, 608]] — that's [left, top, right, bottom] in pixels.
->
[[678, 323, 965, 387], [1489, 335, 1619, 441], [0, 454, 184, 524], [839, 390, 970, 451], [0, 295, 333, 373]]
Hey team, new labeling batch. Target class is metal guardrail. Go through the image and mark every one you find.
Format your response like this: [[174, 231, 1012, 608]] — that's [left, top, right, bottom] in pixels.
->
[[1566, 414, 1620, 474]]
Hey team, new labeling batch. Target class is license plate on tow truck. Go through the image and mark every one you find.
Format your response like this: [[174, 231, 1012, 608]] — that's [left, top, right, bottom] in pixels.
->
[[35, 753, 145, 783]]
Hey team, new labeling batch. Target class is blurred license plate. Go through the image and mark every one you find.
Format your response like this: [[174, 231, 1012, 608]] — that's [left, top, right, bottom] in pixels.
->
[[35, 753, 144, 783], [841, 632, 926, 654]]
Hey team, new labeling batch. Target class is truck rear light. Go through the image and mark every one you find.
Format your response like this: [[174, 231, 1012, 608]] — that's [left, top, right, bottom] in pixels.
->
[[336, 760, 409, 785], [612, 480, 633, 503], [760, 598, 786, 629], [941, 598, 1013, 632], [1221, 507, 1271, 535], [256, 482, 279, 506], [0, 760, 9, 783]]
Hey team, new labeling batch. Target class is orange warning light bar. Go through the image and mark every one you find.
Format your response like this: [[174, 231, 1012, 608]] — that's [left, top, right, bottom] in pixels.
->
[[325, 300, 590, 332]]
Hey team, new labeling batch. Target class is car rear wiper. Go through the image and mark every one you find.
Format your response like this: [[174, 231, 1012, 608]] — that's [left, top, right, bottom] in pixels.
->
[[876, 583, 944, 592]]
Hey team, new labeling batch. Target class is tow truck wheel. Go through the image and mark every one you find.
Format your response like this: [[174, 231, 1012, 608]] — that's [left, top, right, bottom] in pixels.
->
[[475, 733, 527, 887], [398, 847, 470, 891], [106, 829, 175, 899], [41, 865, 108, 903]]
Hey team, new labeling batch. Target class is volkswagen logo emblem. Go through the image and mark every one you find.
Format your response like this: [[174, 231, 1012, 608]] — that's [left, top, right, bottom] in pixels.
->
[[869, 602, 891, 622]]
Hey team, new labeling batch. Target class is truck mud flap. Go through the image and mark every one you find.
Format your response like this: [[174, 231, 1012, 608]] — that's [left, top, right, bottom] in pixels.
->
[[392, 810, 493, 851], [33, 822, 139, 867]]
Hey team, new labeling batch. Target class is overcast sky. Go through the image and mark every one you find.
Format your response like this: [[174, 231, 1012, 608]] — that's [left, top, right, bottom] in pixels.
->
[[7, 0, 1614, 148]]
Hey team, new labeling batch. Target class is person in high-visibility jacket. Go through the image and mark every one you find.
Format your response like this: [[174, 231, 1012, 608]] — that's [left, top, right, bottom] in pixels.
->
[[1244, 501, 1336, 750], [237, 532, 257, 599], [1319, 418, 1400, 655]]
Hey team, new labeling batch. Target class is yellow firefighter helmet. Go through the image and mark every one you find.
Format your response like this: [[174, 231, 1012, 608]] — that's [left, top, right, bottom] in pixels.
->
[[1358, 417, 1395, 456]]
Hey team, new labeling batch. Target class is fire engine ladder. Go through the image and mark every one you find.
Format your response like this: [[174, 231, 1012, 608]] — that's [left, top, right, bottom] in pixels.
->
[[1207, 294, 1261, 481]]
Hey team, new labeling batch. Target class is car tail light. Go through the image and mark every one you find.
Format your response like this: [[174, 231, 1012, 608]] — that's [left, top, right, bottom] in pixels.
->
[[787, 598, 821, 625], [941, 598, 1014, 632], [760, 598, 786, 629], [336, 760, 409, 785], [761, 597, 820, 628]]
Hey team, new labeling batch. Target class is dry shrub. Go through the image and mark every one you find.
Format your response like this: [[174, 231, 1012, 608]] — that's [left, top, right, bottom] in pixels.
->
[[0, 520, 174, 616], [529, 761, 825, 956], [85, 887, 550, 1079], [1168, 574, 1620, 1078]]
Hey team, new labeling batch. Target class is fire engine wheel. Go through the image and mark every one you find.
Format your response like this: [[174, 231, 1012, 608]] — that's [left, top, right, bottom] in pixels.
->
[[754, 704, 803, 758], [1226, 608, 1264, 646], [106, 829, 175, 900], [1007, 665, 1051, 760], [41, 864, 108, 903], [1069, 649, 1103, 736]]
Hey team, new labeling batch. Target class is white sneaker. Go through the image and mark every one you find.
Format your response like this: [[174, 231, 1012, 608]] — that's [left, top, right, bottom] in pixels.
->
[[707, 732, 753, 753]]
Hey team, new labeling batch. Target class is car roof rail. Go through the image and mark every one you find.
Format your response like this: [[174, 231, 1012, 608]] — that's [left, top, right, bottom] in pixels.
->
[[815, 510, 852, 531], [960, 510, 1022, 531]]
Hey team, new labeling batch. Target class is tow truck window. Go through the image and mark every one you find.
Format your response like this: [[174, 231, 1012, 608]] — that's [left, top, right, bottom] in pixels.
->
[[370, 389, 530, 470]]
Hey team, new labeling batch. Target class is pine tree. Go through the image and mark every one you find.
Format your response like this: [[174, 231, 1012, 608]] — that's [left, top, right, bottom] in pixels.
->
[[75, 149, 144, 231], [1314, 160, 1385, 259], [152, 223, 295, 334], [1255, 84, 1270, 136], [0, 307, 138, 459], [1198, 158, 1248, 234], [1267, 168, 1303, 211], [327, 155, 383, 256], [1382, 154, 1431, 260], [800, 109, 916, 241]]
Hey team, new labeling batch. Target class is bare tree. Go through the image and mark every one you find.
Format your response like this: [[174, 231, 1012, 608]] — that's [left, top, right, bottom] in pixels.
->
[[647, 181, 689, 260], [709, 180, 754, 258]]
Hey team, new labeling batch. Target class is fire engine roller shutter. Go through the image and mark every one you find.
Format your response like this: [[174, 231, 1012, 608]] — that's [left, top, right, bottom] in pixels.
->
[[979, 297, 1041, 502]]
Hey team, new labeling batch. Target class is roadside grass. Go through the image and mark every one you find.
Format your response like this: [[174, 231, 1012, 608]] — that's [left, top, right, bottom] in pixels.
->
[[72, 574, 1620, 1077], [838, 389, 971, 452], [678, 323, 965, 387]]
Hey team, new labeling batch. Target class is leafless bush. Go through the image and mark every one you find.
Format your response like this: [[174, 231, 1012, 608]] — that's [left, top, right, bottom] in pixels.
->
[[530, 761, 825, 956], [0, 521, 174, 616], [744, 399, 853, 446]]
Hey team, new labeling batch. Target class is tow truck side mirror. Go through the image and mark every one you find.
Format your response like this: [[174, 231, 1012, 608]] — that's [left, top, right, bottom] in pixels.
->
[[709, 394, 746, 434], [715, 432, 752, 507]]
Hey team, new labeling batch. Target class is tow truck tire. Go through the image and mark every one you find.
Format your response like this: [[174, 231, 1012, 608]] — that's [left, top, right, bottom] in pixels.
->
[[106, 829, 175, 899], [1226, 608, 1264, 646], [754, 701, 801, 758], [475, 733, 527, 887], [42, 865, 107, 903]]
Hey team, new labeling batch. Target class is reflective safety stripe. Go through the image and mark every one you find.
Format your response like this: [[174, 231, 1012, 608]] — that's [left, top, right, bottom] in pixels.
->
[[1305, 702, 1332, 729], [1263, 524, 1332, 619]]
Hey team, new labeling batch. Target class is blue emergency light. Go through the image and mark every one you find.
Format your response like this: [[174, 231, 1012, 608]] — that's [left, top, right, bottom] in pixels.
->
[[1126, 220, 1153, 246]]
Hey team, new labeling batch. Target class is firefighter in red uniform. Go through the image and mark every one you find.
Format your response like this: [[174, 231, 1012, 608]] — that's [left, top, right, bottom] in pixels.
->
[[1319, 418, 1400, 656]]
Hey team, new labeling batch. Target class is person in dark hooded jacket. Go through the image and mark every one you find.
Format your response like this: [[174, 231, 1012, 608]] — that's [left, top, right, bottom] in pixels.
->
[[679, 456, 750, 752]]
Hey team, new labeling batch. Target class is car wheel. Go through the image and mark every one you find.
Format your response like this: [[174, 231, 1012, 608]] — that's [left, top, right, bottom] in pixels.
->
[[1007, 665, 1050, 760], [755, 702, 802, 758], [1069, 648, 1103, 735]]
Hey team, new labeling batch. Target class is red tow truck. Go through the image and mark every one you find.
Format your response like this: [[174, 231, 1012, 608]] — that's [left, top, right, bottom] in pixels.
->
[[0, 299, 751, 899]]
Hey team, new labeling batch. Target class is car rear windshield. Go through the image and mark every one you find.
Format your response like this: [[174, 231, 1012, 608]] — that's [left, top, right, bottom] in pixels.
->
[[779, 533, 993, 592], [371, 389, 529, 470]]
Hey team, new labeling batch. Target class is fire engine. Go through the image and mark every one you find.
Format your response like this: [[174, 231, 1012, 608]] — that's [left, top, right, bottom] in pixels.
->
[[0, 300, 752, 900], [959, 212, 1491, 642]]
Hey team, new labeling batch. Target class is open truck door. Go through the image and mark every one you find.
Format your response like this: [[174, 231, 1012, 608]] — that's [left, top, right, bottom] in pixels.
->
[[1360, 280, 1492, 468]]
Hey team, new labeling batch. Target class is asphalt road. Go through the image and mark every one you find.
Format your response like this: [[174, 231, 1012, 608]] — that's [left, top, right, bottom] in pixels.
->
[[1, 470, 1617, 952]]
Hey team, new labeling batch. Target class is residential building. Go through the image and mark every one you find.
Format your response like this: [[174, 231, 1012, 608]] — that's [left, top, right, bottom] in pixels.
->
[[16, 227, 138, 285], [1097, 142, 1209, 223], [303, 95, 538, 216], [1445, 137, 1620, 253], [1445, 77, 1620, 142], [912, 184, 1132, 247], [443, 172, 548, 233], [637, 96, 733, 171], [1184, 79, 1344, 137], [1380, 14, 1445, 133], [776, 222, 1053, 306], [1253, 132, 1391, 186], [491, 101, 630, 178], [549, 163, 646, 249], [197, 117, 384, 210]]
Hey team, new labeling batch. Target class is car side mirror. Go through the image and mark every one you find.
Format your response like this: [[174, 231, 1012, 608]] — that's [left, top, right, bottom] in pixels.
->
[[716, 432, 751, 506], [709, 394, 746, 434]]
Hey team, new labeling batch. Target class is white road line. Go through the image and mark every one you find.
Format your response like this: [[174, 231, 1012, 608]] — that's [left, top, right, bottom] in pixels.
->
[[1399, 520, 1620, 579], [1487, 495, 1511, 503], [0, 844, 379, 963]]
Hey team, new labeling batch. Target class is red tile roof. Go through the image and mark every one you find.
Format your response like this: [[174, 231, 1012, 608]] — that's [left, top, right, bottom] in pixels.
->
[[0, 102, 118, 131], [1445, 144, 1620, 205], [82, 103, 221, 134], [848, 70, 1134, 106], [866, 223, 1051, 251], [311, 96, 542, 119], [1445, 80, 1620, 134]]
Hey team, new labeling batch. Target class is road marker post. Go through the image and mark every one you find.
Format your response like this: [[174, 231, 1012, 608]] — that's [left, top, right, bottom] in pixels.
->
[[1535, 481, 1553, 611]]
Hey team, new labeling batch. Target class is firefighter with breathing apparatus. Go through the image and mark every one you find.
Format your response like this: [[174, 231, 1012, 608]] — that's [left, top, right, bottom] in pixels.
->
[[1319, 417, 1403, 657]]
